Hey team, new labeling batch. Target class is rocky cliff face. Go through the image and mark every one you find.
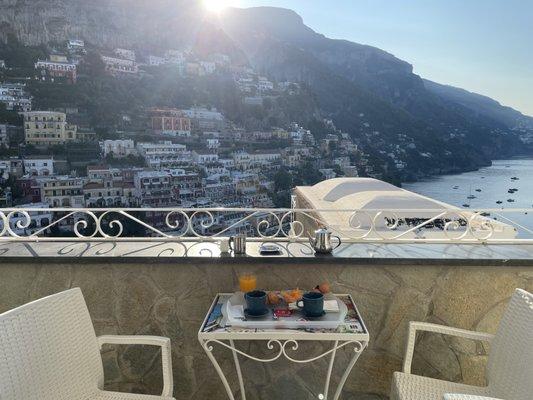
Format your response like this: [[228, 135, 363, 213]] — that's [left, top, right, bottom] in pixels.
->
[[0, 0, 201, 49]]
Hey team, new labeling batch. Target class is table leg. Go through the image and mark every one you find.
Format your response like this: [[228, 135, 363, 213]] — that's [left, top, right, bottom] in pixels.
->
[[331, 342, 366, 400], [200, 339, 236, 400], [230, 339, 247, 400], [321, 340, 338, 400]]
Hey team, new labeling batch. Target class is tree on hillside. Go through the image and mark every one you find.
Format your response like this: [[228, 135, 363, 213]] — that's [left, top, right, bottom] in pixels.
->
[[0, 104, 23, 125]]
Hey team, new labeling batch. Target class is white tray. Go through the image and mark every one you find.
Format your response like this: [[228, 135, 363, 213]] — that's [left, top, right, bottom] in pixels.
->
[[221, 292, 348, 330]]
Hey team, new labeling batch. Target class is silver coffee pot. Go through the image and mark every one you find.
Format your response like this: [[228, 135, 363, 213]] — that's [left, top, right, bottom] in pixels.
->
[[309, 227, 341, 254], [230, 233, 247, 255]]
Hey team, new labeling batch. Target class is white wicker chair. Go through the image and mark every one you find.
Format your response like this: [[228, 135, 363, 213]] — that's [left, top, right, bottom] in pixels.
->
[[0, 288, 174, 400], [391, 288, 533, 400]]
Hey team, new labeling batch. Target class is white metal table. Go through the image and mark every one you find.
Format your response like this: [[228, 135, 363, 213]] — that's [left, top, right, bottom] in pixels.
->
[[198, 293, 369, 400]]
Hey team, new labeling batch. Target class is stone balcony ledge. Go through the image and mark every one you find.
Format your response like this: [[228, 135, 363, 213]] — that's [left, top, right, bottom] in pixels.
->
[[1, 240, 533, 266]]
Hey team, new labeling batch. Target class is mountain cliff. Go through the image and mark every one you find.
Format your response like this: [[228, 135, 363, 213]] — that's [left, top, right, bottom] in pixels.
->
[[0, 0, 201, 49]]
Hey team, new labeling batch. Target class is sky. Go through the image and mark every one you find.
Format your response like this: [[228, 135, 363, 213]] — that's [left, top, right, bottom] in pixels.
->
[[223, 0, 533, 116]]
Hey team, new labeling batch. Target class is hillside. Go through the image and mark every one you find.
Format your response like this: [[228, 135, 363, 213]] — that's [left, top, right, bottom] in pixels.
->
[[423, 79, 533, 130], [1, 1, 530, 180]]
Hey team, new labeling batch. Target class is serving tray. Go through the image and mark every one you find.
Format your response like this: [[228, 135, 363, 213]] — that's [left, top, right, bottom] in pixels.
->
[[221, 292, 348, 330]]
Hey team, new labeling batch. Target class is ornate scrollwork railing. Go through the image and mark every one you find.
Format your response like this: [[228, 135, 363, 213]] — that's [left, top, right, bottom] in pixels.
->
[[0, 207, 531, 243]]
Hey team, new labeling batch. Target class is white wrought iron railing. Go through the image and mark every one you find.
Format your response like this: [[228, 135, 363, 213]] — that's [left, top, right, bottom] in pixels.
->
[[0, 207, 532, 243]]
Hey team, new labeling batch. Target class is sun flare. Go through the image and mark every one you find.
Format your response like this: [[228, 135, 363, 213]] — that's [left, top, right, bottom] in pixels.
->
[[203, 0, 235, 13]]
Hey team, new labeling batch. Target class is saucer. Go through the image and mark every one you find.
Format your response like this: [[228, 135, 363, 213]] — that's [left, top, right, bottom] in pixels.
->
[[303, 311, 326, 320], [244, 308, 270, 318], [259, 244, 281, 254]]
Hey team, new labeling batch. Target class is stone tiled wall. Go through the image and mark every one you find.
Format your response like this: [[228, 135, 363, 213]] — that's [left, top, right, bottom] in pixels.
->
[[0, 260, 531, 400]]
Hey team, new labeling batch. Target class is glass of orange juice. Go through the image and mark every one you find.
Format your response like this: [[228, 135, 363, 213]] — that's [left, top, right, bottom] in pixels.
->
[[238, 272, 257, 293]]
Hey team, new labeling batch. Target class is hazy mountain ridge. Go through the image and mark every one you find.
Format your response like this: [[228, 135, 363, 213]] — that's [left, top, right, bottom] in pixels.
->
[[423, 79, 533, 129]]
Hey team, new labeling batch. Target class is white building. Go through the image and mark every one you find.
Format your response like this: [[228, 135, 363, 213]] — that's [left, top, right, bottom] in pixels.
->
[[199, 61, 216, 75], [182, 107, 225, 130], [67, 40, 85, 52], [114, 48, 136, 61], [136, 141, 187, 158], [101, 139, 136, 158], [192, 152, 219, 164], [101, 56, 138, 75], [136, 141, 191, 169], [0, 83, 32, 111], [258, 76, 274, 92], [206, 138, 220, 150], [293, 178, 517, 240], [23, 156, 54, 176], [148, 55, 167, 66]]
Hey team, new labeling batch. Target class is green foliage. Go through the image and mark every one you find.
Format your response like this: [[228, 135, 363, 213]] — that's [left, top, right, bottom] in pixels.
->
[[273, 169, 293, 191], [105, 154, 146, 168], [0, 35, 47, 68], [0, 103, 23, 125]]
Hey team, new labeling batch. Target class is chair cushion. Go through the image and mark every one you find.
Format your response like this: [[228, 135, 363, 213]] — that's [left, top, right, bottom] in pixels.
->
[[90, 391, 175, 400], [391, 372, 491, 400]]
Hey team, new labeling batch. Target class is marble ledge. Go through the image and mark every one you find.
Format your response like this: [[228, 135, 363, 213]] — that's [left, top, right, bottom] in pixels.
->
[[1, 240, 533, 266]]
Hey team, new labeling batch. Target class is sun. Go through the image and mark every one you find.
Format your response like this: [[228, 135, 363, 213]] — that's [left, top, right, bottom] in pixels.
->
[[203, 0, 239, 13]]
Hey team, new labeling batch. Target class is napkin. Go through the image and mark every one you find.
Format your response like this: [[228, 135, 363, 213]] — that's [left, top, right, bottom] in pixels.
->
[[229, 304, 245, 319], [324, 300, 339, 312]]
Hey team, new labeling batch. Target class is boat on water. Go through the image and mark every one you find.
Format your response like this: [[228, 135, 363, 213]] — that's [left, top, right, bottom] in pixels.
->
[[475, 189, 482, 192], [462, 204, 470, 208], [467, 195, 476, 199], [511, 177, 519, 180], [496, 201, 503, 204], [452, 186, 459, 189], [507, 199, 515, 202]]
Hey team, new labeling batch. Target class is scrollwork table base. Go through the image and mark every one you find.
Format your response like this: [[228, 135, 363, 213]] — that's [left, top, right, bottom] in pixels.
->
[[198, 294, 369, 400]]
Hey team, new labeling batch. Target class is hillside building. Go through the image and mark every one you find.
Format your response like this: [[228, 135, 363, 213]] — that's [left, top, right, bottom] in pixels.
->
[[23, 156, 54, 176], [114, 48, 136, 61], [0, 83, 32, 111], [101, 139, 136, 158], [150, 109, 191, 137], [101, 55, 138, 75], [35, 59, 77, 83], [23, 112, 79, 146]]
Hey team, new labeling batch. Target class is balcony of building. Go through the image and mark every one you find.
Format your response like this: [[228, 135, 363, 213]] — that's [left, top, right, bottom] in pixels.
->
[[2, 178, 533, 399], [0, 203, 532, 400]]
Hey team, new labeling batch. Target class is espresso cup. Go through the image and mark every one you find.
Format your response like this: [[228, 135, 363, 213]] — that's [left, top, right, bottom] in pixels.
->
[[244, 290, 267, 315], [297, 292, 324, 317]]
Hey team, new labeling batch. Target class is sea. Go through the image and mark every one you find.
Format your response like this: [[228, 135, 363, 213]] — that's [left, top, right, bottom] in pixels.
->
[[403, 158, 533, 236]]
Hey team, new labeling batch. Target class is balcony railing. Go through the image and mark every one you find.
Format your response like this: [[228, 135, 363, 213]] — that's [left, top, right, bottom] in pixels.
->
[[1, 207, 532, 244]]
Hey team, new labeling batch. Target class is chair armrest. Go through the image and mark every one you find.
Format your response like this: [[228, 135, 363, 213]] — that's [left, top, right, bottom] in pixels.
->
[[403, 322, 494, 373], [98, 335, 173, 397], [444, 395, 504, 400]]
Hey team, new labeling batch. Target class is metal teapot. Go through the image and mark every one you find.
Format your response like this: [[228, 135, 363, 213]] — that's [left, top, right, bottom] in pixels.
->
[[309, 227, 341, 254]]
